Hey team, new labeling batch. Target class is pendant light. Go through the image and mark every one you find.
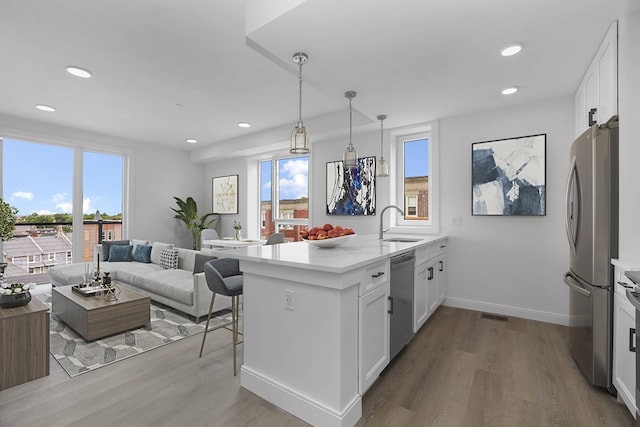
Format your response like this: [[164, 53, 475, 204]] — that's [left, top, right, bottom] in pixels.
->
[[343, 90, 358, 169], [376, 114, 389, 177], [290, 52, 310, 154]]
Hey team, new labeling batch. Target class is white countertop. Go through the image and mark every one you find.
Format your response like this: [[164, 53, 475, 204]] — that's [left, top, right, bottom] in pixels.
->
[[211, 234, 446, 274]]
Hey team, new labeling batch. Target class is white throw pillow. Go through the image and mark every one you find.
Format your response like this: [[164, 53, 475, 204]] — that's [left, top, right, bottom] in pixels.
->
[[150, 242, 174, 265]]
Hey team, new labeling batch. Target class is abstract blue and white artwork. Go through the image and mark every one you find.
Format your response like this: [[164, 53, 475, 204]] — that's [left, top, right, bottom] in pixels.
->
[[472, 134, 546, 216], [327, 156, 376, 215]]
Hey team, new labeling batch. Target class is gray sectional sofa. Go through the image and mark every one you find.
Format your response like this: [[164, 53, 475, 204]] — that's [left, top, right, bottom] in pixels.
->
[[48, 240, 229, 322]]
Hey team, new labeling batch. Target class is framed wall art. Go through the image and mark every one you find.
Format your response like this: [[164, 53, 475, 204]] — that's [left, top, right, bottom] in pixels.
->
[[472, 133, 546, 216], [326, 156, 376, 215], [212, 174, 238, 214]]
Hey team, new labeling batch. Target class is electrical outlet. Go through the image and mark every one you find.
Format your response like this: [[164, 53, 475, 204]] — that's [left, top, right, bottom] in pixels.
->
[[285, 289, 295, 311]]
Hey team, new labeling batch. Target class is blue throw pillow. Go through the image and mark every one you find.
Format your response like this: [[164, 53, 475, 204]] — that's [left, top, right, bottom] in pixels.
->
[[109, 245, 133, 262], [132, 244, 152, 263]]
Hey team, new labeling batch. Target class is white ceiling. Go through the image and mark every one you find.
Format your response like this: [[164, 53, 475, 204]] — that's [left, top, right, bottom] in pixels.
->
[[0, 0, 637, 160]]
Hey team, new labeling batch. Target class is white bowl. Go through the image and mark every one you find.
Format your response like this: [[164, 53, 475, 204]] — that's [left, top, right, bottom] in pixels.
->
[[303, 234, 356, 248]]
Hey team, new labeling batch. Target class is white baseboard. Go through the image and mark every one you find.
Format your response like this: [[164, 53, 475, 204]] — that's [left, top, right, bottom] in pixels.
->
[[444, 296, 570, 326], [240, 365, 362, 427]]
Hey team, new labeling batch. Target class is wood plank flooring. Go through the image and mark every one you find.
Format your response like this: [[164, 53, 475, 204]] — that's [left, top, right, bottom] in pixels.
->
[[0, 306, 633, 427]]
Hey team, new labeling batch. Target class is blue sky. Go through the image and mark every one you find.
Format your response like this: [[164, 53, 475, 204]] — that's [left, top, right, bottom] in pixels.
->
[[2, 139, 123, 216]]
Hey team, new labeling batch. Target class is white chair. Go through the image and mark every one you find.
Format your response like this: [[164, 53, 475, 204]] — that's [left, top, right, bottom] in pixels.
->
[[201, 229, 220, 248]]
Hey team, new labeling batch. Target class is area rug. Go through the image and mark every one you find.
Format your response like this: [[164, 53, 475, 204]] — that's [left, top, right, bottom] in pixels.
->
[[36, 293, 231, 377]]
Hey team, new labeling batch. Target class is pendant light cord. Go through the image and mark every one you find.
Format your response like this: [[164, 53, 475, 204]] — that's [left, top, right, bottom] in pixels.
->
[[298, 62, 303, 126], [349, 97, 353, 148]]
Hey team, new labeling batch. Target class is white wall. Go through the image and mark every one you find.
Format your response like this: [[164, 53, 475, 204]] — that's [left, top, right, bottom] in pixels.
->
[[439, 97, 574, 324], [618, 12, 640, 262], [203, 157, 247, 239], [0, 114, 205, 249]]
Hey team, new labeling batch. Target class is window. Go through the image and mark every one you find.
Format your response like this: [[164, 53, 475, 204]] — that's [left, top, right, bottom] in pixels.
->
[[260, 156, 309, 241], [393, 124, 439, 230], [1, 138, 127, 282]]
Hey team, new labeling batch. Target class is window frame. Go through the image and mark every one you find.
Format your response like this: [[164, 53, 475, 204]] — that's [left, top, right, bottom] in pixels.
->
[[390, 122, 440, 232], [258, 154, 309, 240]]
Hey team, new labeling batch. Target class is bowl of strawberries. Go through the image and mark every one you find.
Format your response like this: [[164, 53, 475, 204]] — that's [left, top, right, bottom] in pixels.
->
[[300, 224, 356, 248]]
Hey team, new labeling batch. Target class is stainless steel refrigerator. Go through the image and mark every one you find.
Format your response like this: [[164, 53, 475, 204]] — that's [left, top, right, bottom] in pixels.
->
[[564, 116, 618, 391]]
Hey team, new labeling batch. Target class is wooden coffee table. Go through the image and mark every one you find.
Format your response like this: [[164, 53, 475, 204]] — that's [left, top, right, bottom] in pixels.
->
[[52, 283, 150, 341]]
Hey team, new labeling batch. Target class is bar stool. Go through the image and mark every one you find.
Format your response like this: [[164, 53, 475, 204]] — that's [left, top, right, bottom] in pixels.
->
[[199, 258, 243, 375]]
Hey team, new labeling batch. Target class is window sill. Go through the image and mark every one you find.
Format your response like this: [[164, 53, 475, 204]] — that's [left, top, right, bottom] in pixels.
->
[[388, 225, 441, 235]]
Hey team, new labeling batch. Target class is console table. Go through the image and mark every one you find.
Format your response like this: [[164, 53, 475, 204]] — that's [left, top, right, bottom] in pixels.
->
[[0, 297, 50, 391]]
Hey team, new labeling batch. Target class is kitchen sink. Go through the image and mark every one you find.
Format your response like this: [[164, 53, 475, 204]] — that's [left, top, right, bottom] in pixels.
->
[[383, 238, 422, 243]]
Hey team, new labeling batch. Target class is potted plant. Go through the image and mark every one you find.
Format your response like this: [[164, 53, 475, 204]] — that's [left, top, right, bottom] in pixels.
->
[[0, 198, 18, 279], [171, 196, 218, 250]]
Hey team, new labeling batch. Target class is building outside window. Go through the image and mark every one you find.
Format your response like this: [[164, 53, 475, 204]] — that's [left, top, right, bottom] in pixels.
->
[[260, 156, 309, 241]]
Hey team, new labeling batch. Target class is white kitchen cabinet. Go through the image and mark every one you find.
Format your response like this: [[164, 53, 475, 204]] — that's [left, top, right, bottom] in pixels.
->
[[413, 238, 447, 333], [575, 21, 618, 137], [436, 252, 447, 306], [612, 261, 638, 418], [358, 281, 390, 395]]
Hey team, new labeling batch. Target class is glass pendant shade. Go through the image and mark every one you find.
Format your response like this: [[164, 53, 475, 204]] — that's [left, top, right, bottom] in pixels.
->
[[343, 91, 358, 169], [377, 158, 389, 177], [376, 114, 389, 177], [344, 143, 358, 169], [290, 52, 310, 154], [290, 123, 309, 154]]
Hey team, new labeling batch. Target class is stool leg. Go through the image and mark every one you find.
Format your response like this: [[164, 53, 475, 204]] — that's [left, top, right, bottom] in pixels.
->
[[232, 295, 238, 376], [199, 292, 217, 357]]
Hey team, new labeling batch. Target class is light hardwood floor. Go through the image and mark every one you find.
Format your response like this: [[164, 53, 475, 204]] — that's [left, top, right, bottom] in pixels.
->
[[0, 306, 633, 427]]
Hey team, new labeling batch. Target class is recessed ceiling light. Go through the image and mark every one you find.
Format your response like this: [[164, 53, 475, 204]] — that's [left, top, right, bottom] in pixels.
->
[[237, 122, 251, 128], [501, 87, 518, 95], [35, 105, 56, 112], [501, 44, 522, 57], [186, 139, 198, 144], [66, 66, 92, 78]]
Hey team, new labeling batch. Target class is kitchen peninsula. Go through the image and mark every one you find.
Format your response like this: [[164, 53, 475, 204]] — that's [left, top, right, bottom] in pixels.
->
[[213, 234, 447, 427]]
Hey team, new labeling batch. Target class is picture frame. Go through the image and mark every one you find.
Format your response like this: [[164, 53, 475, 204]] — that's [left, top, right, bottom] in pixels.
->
[[472, 134, 546, 216], [326, 156, 376, 215], [212, 174, 238, 214]]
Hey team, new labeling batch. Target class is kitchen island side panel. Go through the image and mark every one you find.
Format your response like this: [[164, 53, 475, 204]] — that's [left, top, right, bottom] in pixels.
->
[[240, 262, 361, 427]]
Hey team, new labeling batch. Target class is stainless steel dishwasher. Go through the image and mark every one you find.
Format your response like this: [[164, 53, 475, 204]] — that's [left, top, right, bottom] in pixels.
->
[[390, 250, 415, 360]]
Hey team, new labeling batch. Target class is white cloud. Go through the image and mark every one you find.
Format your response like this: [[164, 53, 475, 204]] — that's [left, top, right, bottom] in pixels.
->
[[83, 198, 94, 214], [37, 209, 53, 215], [56, 202, 72, 213], [278, 158, 308, 199], [52, 193, 67, 203], [12, 191, 34, 200]]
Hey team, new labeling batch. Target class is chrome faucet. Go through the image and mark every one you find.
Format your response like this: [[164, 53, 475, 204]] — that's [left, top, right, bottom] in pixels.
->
[[379, 205, 404, 239]]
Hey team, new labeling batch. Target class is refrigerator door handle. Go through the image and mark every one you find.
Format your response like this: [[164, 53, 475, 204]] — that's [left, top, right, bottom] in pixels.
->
[[564, 158, 579, 257], [564, 272, 591, 297]]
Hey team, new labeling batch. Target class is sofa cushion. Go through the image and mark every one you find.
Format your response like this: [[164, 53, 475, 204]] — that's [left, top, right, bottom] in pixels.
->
[[109, 245, 133, 262], [150, 242, 174, 265], [135, 269, 194, 305], [193, 253, 217, 274], [102, 240, 130, 261], [132, 244, 152, 263], [160, 248, 179, 269], [111, 262, 163, 284], [177, 248, 197, 272], [131, 239, 149, 255]]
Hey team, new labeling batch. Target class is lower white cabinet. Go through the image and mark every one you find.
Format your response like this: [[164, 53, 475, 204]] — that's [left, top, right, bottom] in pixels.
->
[[613, 262, 637, 418], [358, 281, 390, 394], [413, 239, 447, 333]]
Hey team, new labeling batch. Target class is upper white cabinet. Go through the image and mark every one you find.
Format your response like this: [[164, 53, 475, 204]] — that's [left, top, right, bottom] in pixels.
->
[[575, 21, 618, 137]]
